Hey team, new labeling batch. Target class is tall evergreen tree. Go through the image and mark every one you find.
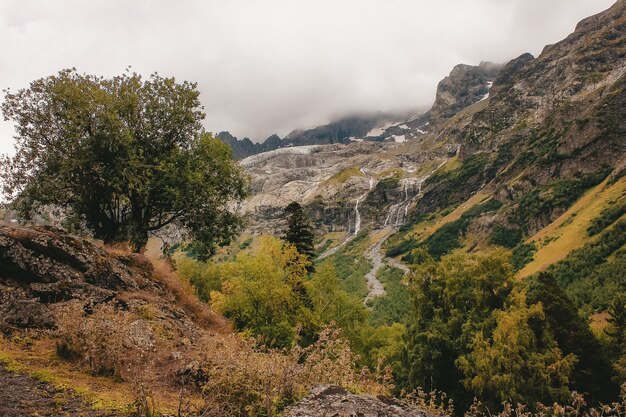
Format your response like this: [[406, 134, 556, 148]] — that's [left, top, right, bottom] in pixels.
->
[[283, 202, 315, 269]]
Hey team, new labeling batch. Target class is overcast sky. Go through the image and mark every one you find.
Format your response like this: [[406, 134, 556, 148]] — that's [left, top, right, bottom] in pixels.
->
[[0, 0, 615, 155]]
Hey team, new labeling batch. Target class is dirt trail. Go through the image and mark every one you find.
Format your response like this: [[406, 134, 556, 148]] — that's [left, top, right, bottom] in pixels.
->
[[363, 227, 411, 304], [0, 364, 110, 417], [363, 237, 387, 304]]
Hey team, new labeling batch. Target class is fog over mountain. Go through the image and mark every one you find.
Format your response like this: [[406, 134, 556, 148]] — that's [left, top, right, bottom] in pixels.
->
[[0, 0, 615, 155]]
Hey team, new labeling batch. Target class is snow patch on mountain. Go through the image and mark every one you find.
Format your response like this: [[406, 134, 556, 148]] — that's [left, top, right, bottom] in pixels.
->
[[366, 121, 396, 137], [240, 145, 321, 168]]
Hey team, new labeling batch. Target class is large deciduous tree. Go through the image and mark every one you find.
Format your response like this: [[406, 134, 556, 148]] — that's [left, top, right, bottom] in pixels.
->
[[1, 69, 247, 258]]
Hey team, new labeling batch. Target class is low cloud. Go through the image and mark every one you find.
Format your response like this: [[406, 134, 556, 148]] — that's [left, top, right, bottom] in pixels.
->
[[0, 0, 615, 152]]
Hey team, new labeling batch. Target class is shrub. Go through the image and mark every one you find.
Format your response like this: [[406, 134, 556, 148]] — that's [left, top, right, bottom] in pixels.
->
[[513, 170, 611, 232], [511, 242, 537, 271], [386, 238, 419, 258], [489, 225, 523, 248], [423, 200, 503, 260], [546, 219, 626, 314], [55, 303, 145, 380], [587, 202, 626, 236], [199, 324, 390, 416]]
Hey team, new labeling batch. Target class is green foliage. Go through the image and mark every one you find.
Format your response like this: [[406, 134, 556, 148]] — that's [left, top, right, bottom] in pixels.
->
[[202, 236, 373, 350], [1, 69, 247, 257], [513, 171, 610, 232], [319, 231, 372, 297], [400, 250, 514, 409], [457, 290, 576, 407], [387, 200, 503, 261], [358, 322, 406, 370], [306, 263, 368, 344], [427, 154, 489, 190], [175, 257, 222, 302], [489, 225, 523, 248], [422, 199, 502, 260], [322, 253, 371, 298], [608, 166, 626, 185], [283, 202, 316, 268], [587, 201, 626, 236], [510, 242, 537, 271], [545, 220, 626, 314], [315, 239, 334, 256], [386, 238, 419, 258], [605, 294, 626, 383], [211, 236, 314, 348], [424, 153, 490, 209], [525, 272, 618, 403], [368, 266, 411, 326]]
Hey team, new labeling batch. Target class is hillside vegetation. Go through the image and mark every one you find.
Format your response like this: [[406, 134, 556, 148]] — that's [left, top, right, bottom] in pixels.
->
[[0, 1, 625, 416]]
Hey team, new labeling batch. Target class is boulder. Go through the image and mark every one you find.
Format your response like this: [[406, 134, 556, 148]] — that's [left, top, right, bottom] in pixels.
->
[[283, 385, 436, 417]]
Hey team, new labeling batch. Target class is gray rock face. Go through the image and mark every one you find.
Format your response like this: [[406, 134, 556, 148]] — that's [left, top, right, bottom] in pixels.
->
[[429, 61, 501, 122], [0, 225, 153, 331], [283, 385, 435, 417], [238, 141, 448, 235]]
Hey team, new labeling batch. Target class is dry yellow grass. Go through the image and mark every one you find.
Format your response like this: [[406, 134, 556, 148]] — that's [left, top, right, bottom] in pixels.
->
[[517, 176, 626, 278], [0, 336, 197, 413], [439, 153, 461, 173]]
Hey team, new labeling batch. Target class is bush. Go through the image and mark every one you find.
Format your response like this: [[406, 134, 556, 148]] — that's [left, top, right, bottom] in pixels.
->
[[369, 266, 411, 326], [587, 202, 626, 236], [511, 242, 537, 271], [386, 238, 419, 258], [546, 219, 626, 314], [55, 303, 146, 380], [199, 324, 390, 416], [489, 225, 523, 248]]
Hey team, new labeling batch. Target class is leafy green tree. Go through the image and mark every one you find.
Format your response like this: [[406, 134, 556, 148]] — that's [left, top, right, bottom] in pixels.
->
[[399, 249, 514, 409], [605, 294, 626, 384], [1, 69, 247, 257], [212, 236, 314, 348], [526, 272, 618, 403], [306, 263, 368, 343], [283, 202, 315, 267], [457, 290, 576, 407]]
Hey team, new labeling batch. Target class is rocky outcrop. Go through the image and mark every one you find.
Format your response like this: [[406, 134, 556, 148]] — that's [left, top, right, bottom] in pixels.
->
[[429, 61, 501, 123], [239, 140, 447, 235], [0, 225, 154, 331], [283, 385, 435, 417], [0, 225, 222, 341]]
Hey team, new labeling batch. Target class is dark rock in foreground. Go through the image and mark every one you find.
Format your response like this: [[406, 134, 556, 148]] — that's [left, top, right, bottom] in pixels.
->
[[284, 385, 435, 417]]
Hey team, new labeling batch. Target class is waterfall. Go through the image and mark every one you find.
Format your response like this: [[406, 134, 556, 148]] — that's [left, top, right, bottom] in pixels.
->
[[383, 176, 428, 228], [354, 168, 374, 235]]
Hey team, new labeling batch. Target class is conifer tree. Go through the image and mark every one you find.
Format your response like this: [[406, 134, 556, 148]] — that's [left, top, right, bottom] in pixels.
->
[[283, 202, 315, 269]]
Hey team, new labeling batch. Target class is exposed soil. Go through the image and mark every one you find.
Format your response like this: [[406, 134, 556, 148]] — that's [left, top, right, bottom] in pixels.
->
[[363, 226, 410, 304], [0, 364, 111, 417]]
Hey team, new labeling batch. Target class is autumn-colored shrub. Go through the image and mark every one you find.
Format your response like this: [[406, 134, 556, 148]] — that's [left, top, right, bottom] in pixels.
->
[[198, 324, 391, 416]]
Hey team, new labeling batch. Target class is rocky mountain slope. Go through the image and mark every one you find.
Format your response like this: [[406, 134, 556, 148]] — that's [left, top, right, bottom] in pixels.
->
[[236, 0, 625, 265], [235, 59, 503, 236], [217, 112, 413, 160], [218, 60, 501, 160]]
